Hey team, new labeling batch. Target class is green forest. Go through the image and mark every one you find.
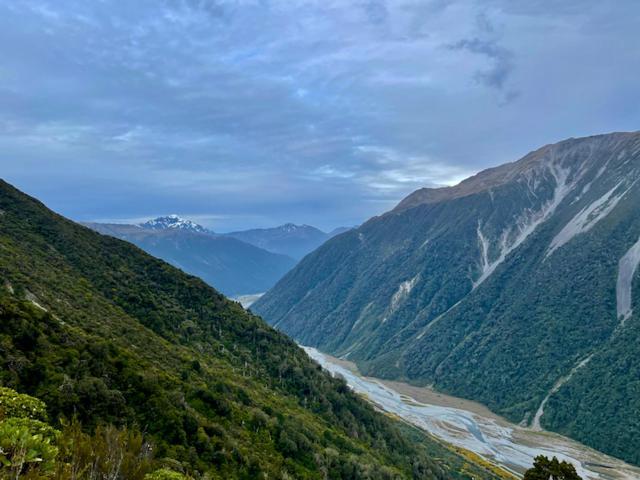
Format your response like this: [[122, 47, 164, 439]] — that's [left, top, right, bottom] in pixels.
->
[[0, 180, 504, 479]]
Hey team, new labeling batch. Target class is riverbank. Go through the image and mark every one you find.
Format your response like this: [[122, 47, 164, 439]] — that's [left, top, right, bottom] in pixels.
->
[[303, 347, 640, 480]]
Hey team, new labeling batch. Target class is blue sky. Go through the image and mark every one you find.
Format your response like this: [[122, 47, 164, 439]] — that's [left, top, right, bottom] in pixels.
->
[[1, 0, 639, 232]]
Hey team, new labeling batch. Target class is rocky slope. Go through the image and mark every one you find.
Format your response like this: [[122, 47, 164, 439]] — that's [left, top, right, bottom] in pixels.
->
[[254, 131, 640, 465], [86, 221, 295, 296]]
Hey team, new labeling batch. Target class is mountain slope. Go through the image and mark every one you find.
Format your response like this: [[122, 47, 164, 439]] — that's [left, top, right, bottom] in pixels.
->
[[254, 131, 640, 465], [85, 222, 295, 296], [0, 179, 502, 479], [226, 224, 340, 260], [141, 214, 213, 234]]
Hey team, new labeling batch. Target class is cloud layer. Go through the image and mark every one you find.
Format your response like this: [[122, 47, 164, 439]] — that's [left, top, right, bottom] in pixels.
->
[[1, 0, 639, 231]]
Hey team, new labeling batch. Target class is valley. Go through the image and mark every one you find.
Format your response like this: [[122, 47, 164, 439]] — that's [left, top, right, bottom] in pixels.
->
[[304, 347, 640, 480], [255, 132, 640, 465], [0, 179, 506, 479], [3, 3, 638, 478]]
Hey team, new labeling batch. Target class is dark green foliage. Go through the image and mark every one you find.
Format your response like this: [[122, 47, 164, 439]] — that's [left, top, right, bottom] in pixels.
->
[[254, 132, 640, 465], [0, 180, 500, 479], [523, 456, 582, 480], [0, 387, 156, 480]]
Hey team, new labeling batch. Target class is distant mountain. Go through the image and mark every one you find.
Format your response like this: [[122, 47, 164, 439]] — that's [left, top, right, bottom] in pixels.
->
[[141, 214, 212, 234], [0, 179, 499, 479], [254, 131, 640, 466], [86, 222, 295, 297], [226, 223, 352, 260]]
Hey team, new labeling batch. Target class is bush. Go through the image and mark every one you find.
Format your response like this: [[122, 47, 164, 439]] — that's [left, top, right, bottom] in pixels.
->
[[144, 468, 189, 480], [0, 387, 47, 421], [0, 417, 59, 478], [0, 387, 155, 480], [524, 455, 582, 480]]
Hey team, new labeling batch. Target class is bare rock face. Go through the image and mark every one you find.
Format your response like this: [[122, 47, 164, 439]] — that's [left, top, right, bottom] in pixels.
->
[[254, 131, 640, 465]]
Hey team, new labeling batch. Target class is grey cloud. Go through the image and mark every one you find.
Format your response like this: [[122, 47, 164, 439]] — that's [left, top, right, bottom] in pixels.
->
[[362, 0, 389, 25], [449, 38, 514, 90], [0, 0, 639, 231]]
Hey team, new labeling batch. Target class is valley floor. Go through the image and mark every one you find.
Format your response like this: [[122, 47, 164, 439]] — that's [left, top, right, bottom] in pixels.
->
[[303, 347, 640, 480]]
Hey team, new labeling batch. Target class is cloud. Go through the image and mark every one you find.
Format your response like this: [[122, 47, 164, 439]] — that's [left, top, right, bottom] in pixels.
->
[[0, 0, 639, 231], [449, 38, 513, 89]]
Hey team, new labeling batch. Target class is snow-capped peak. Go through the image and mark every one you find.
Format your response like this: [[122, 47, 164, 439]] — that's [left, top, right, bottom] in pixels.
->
[[279, 223, 314, 233], [141, 215, 211, 234]]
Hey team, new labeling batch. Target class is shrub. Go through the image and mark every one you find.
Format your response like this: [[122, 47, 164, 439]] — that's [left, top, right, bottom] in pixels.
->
[[144, 468, 189, 480], [0, 387, 47, 422], [0, 417, 59, 478]]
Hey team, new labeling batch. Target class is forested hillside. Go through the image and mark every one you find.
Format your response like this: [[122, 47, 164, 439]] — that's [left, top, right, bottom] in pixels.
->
[[0, 180, 500, 479], [254, 131, 640, 465], [85, 222, 295, 297]]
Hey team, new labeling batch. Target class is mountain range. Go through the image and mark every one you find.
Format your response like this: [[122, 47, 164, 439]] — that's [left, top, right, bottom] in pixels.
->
[[226, 223, 352, 260], [85, 221, 296, 297], [86, 218, 352, 297], [254, 131, 640, 466], [0, 179, 502, 479], [141, 214, 212, 234]]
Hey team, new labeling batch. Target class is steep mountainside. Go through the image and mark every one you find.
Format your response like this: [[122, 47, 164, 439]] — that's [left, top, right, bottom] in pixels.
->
[[85, 222, 295, 296], [0, 179, 502, 479], [226, 224, 348, 260], [254, 131, 640, 465]]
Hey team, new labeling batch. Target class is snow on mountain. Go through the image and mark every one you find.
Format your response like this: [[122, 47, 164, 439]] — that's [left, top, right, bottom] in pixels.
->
[[141, 215, 211, 234]]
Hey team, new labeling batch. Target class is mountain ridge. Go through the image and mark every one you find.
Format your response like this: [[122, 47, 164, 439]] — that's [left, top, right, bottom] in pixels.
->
[[394, 131, 637, 211], [0, 178, 501, 479], [226, 223, 349, 260], [254, 130, 640, 465], [141, 214, 212, 234], [85, 221, 295, 296]]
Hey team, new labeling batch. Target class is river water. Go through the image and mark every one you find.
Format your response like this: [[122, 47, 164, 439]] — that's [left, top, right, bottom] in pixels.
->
[[303, 347, 640, 480]]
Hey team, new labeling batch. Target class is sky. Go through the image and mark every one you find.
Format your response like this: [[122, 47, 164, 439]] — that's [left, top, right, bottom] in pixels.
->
[[1, 0, 639, 232]]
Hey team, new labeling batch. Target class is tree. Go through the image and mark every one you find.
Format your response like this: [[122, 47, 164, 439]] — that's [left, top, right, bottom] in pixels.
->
[[524, 455, 582, 480], [0, 387, 58, 479], [144, 468, 189, 480]]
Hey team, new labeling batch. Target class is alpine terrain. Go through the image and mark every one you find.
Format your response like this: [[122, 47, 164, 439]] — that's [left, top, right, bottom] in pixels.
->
[[86, 218, 296, 297], [226, 224, 351, 260], [254, 131, 640, 465], [0, 179, 504, 479]]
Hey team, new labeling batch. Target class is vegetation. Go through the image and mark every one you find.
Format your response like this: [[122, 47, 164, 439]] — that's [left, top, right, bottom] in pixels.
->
[[0, 386, 185, 479], [0, 179, 502, 479], [86, 222, 296, 297], [253, 133, 640, 465], [523, 456, 582, 480]]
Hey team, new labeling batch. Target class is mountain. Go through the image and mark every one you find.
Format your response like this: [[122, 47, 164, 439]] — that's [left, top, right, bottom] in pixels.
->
[[254, 131, 640, 466], [226, 223, 350, 260], [141, 214, 213, 234], [0, 179, 502, 479], [85, 222, 295, 297], [328, 226, 354, 237]]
